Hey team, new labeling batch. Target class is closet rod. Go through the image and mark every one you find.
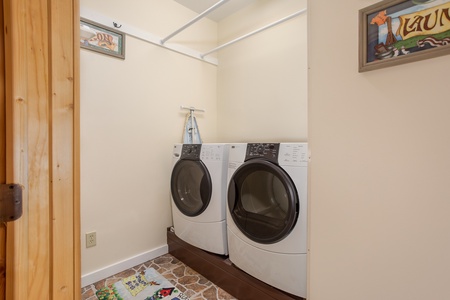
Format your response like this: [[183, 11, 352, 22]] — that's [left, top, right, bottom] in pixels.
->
[[201, 8, 307, 58], [161, 0, 230, 44], [80, 7, 219, 65]]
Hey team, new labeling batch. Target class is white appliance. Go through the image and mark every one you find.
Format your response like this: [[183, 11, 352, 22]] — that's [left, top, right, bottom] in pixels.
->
[[170, 143, 229, 255], [226, 143, 308, 298]]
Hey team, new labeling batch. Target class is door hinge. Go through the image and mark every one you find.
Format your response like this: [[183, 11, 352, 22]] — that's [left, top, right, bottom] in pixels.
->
[[0, 184, 23, 222]]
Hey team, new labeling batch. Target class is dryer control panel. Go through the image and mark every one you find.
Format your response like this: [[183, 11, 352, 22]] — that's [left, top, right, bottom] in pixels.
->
[[245, 143, 280, 164], [200, 144, 225, 161], [180, 144, 201, 160], [278, 143, 308, 166]]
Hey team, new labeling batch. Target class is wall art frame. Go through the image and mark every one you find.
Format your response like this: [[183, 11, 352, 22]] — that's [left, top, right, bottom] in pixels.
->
[[80, 17, 126, 59], [359, 0, 450, 72]]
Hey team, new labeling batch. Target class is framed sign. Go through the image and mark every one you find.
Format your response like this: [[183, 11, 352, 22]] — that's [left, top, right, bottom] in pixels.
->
[[359, 0, 450, 72], [80, 17, 126, 59]]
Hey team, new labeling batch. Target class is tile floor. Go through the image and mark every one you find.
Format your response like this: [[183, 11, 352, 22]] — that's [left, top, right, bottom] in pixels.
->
[[81, 253, 238, 300]]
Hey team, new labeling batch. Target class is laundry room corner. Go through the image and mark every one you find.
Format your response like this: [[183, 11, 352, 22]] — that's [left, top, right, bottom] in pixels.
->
[[79, 0, 310, 295]]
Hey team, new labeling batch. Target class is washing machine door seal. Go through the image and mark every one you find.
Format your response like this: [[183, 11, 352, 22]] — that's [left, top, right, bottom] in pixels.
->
[[171, 159, 212, 217], [228, 159, 299, 244]]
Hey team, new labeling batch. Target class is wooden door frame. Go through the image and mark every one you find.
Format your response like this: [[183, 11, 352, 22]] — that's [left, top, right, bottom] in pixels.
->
[[2, 0, 80, 299]]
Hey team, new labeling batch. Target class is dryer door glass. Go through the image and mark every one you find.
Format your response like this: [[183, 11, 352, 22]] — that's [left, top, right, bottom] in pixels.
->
[[228, 159, 298, 244], [171, 160, 212, 217]]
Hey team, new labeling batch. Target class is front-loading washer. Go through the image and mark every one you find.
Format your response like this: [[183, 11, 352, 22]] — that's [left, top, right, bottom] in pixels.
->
[[227, 143, 308, 298], [170, 143, 229, 255]]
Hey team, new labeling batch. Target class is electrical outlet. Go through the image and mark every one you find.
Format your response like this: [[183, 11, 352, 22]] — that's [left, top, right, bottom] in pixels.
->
[[86, 232, 96, 248]]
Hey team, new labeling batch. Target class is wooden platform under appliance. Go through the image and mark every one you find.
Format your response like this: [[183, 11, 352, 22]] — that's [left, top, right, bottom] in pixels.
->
[[167, 227, 305, 300]]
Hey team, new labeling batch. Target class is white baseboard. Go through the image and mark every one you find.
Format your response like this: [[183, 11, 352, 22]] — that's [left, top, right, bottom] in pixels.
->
[[81, 244, 168, 287]]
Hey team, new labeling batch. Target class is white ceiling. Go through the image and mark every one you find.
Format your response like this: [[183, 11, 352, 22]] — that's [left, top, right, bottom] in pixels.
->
[[174, 0, 256, 22]]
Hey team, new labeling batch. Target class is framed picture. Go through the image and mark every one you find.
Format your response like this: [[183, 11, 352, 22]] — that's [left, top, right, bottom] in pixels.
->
[[80, 17, 125, 59], [359, 0, 450, 72]]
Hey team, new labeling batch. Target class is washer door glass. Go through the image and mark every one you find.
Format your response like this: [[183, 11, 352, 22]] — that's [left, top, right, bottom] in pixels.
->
[[171, 159, 212, 217], [228, 159, 298, 244]]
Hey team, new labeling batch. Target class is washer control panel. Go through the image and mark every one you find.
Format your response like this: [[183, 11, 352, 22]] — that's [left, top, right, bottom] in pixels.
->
[[180, 144, 201, 160], [245, 143, 280, 164]]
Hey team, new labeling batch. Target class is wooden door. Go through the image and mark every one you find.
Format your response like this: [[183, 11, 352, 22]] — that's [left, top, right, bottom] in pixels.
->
[[0, 0, 6, 298], [1, 0, 81, 299]]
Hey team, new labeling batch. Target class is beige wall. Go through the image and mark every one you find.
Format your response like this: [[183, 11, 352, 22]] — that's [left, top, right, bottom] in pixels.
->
[[80, 0, 218, 276], [217, 0, 308, 142], [308, 1, 450, 299]]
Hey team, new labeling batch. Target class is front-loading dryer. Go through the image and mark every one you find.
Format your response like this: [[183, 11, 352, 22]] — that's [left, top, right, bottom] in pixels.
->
[[170, 143, 229, 255], [227, 143, 308, 298]]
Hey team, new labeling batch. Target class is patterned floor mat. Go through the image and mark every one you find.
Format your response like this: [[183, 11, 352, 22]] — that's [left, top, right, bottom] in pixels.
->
[[96, 268, 189, 300]]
